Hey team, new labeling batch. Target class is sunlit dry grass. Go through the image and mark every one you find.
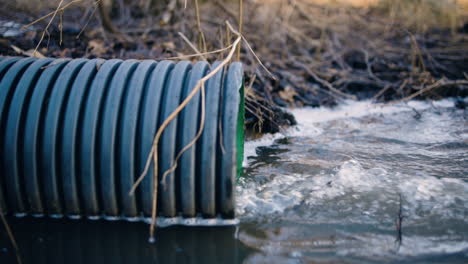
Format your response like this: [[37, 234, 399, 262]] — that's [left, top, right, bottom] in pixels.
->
[[377, 0, 465, 32], [256, 0, 467, 32], [306, 0, 467, 9]]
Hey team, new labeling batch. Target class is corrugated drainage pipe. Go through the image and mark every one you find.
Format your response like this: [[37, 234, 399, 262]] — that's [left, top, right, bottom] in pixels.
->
[[0, 57, 244, 226]]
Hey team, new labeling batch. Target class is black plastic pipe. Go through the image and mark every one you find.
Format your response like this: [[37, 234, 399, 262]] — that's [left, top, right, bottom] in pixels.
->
[[0, 57, 244, 225]]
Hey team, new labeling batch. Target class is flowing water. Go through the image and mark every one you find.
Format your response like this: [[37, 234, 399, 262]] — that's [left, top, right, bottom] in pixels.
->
[[238, 99, 468, 263], [1, 99, 467, 263]]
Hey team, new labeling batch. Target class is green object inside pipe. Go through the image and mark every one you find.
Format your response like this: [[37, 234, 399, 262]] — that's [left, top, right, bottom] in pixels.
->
[[236, 80, 245, 180]]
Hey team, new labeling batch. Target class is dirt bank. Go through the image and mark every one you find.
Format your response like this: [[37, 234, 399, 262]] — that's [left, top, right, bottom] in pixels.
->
[[1, 0, 467, 134]]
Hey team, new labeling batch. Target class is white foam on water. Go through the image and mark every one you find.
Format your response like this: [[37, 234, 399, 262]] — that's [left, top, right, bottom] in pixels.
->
[[238, 159, 468, 224], [239, 98, 467, 260], [239, 98, 467, 224], [243, 99, 455, 166], [291, 99, 454, 124]]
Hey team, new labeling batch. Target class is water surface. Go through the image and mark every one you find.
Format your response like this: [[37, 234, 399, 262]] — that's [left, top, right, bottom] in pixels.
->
[[238, 99, 468, 263], [1, 99, 467, 263]]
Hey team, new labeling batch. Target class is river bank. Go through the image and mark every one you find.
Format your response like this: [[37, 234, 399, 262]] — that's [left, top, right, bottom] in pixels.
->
[[0, 0, 467, 134]]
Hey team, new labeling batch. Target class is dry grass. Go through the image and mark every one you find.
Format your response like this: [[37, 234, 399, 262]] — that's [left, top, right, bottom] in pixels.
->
[[376, 0, 466, 33], [199, 0, 467, 110], [7, 0, 468, 129], [245, 0, 467, 32], [4, 0, 88, 14]]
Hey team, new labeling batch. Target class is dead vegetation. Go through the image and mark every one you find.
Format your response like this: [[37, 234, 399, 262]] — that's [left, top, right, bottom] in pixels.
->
[[0, 0, 467, 246], [0, 0, 467, 134]]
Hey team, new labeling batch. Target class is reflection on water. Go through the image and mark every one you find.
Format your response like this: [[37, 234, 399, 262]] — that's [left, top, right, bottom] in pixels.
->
[[1, 99, 467, 263], [0, 217, 249, 263]]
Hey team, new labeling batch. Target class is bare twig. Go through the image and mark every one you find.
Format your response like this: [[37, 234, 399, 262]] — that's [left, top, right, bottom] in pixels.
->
[[226, 21, 277, 80], [159, 83, 205, 187], [59, 10, 63, 45], [130, 33, 241, 242], [178, 32, 207, 62], [194, 0, 207, 52], [1, 213, 22, 264], [21, 0, 85, 30], [163, 44, 234, 60], [33, 0, 64, 57], [371, 84, 393, 101], [76, 0, 101, 39], [236, 0, 243, 61], [295, 61, 357, 100], [385, 80, 468, 106], [10, 45, 46, 58]]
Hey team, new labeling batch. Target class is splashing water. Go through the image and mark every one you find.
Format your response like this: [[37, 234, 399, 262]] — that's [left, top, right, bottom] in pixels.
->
[[2, 99, 467, 264], [238, 99, 468, 263]]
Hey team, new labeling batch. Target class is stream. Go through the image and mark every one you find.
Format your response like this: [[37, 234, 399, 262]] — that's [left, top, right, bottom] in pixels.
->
[[1, 99, 467, 263], [238, 99, 468, 263]]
